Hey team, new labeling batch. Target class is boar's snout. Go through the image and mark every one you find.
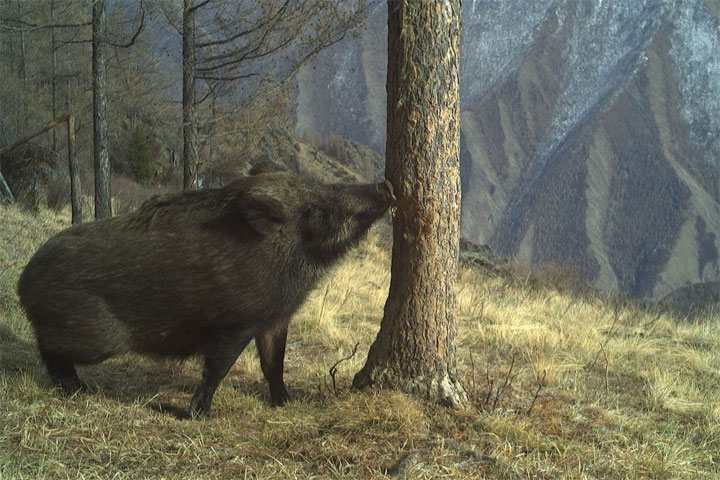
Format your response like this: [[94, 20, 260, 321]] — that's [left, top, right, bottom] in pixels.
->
[[378, 179, 396, 204], [359, 179, 395, 218]]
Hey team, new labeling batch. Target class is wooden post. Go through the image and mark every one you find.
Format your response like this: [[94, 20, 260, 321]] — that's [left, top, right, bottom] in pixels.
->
[[0, 170, 14, 204], [67, 115, 82, 224], [0, 115, 83, 222]]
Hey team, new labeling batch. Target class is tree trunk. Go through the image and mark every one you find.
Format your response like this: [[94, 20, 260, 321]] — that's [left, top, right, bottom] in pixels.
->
[[67, 115, 82, 224], [19, 26, 28, 131], [182, 0, 198, 190], [353, 0, 467, 407], [93, 0, 111, 219], [51, 0, 58, 153]]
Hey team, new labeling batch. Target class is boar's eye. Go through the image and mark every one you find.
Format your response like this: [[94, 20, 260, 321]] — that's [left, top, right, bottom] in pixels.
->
[[301, 205, 328, 245]]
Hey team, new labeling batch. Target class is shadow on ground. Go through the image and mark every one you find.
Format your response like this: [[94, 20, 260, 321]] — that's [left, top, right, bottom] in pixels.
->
[[0, 323, 44, 382], [1, 324, 324, 419]]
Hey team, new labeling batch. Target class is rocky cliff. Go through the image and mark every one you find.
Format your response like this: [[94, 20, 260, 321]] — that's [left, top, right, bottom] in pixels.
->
[[295, 0, 720, 300]]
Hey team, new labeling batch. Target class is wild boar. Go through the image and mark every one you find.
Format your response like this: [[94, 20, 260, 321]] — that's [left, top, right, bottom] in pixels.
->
[[17, 167, 395, 416]]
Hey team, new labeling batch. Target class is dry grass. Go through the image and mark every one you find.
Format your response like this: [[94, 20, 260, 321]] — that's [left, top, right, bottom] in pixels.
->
[[2, 203, 720, 479]]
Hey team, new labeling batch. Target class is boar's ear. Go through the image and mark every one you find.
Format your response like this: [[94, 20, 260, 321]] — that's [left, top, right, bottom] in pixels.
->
[[239, 194, 287, 235]]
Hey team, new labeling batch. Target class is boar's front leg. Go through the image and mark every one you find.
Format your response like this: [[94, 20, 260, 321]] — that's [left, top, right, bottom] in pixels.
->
[[255, 321, 290, 406], [39, 347, 88, 395], [190, 335, 252, 418]]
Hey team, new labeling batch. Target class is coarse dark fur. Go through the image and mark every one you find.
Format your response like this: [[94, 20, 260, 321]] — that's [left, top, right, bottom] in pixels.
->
[[17, 167, 395, 416]]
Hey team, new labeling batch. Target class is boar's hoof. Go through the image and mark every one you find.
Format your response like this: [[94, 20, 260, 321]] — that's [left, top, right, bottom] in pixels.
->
[[57, 378, 89, 397], [189, 399, 211, 419], [39, 349, 88, 396], [269, 384, 290, 407], [189, 387, 216, 418]]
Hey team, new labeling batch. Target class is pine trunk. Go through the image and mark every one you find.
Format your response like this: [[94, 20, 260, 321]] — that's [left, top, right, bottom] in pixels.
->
[[51, 0, 58, 153], [19, 27, 28, 131], [353, 0, 466, 407], [92, 0, 111, 219], [182, 0, 198, 190], [67, 115, 82, 224]]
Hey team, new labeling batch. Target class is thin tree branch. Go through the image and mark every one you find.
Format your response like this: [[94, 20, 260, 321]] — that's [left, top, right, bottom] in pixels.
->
[[55, 27, 87, 48], [196, 32, 294, 74], [187, 0, 214, 14], [196, 72, 260, 82], [56, 38, 92, 45], [195, 81, 221, 105], [0, 16, 91, 30], [104, 0, 145, 48], [279, 29, 348, 84], [195, 0, 290, 49], [525, 370, 547, 416], [329, 342, 360, 395]]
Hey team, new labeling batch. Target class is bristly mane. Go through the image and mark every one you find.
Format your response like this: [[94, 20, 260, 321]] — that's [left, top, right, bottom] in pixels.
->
[[123, 180, 245, 231]]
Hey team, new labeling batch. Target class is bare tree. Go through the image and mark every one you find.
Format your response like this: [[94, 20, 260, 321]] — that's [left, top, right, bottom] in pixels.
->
[[0, 1, 90, 143], [50, 0, 58, 152], [91, 0, 144, 216], [177, 0, 367, 189], [92, 0, 111, 219], [0, 0, 88, 208], [182, 0, 199, 189], [1, 0, 143, 218], [353, 0, 467, 407]]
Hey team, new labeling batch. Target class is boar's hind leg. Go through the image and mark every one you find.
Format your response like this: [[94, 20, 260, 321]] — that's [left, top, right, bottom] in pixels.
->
[[256, 322, 290, 406], [39, 348, 87, 395], [189, 336, 253, 418]]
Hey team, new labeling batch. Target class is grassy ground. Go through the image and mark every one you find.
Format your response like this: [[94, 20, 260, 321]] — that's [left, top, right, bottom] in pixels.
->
[[1, 203, 719, 479]]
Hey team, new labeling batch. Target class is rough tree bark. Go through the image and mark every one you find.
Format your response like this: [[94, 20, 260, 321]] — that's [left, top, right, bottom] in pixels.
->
[[182, 0, 199, 190], [353, 0, 467, 407], [93, 0, 112, 218], [67, 115, 82, 224], [51, 0, 58, 153]]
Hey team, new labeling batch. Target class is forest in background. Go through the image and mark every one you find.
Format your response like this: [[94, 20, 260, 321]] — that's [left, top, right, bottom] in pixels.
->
[[0, 0, 366, 204]]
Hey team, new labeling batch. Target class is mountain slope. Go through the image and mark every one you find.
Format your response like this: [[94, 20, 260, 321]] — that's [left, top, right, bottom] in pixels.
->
[[295, 0, 720, 300]]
